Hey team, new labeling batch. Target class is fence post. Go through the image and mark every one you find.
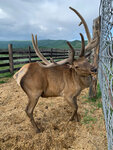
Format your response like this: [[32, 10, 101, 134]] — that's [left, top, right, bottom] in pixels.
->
[[89, 17, 100, 98], [51, 48, 53, 58], [28, 46, 31, 62], [64, 49, 66, 57], [8, 44, 14, 74]]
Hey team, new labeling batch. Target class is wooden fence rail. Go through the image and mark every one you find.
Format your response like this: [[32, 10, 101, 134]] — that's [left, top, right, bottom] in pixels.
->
[[0, 44, 80, 77]]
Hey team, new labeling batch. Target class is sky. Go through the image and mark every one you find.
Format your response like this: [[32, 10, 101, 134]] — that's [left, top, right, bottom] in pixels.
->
[[0, 0, 100, 41]]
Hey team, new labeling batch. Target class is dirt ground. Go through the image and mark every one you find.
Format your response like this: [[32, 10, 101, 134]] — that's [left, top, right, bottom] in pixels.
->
[[0, 78, 107, 150]]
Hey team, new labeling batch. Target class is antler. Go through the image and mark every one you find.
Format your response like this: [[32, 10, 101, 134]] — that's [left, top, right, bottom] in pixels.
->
[[49, 41, 75, 65], [66, 33, 85, 58], [69, 7, 91, 43], [69, 7, 99, 52], [32, 34, 75, 66], [79, 33, 85, 57], [32, 34, 50, 65]]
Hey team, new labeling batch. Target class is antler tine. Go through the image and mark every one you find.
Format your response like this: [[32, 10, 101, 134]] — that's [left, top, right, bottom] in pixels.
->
[[66, 41, 75, 59], [69, 7, 91, 43], [32, 34, 50, 65], [35, 34, 38, 49], [79, 33, 85, 57], [85, 37, 99, 51], [50, 57, 56, 64], [79, 22, 82, 26], [54, 42, 75, 65]]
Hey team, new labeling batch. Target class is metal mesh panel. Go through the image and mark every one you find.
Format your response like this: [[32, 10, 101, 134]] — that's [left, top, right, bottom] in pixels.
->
[[99, 0, 113, 149]]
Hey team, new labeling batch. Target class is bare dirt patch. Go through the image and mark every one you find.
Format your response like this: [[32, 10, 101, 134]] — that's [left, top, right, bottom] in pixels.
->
[[0, 78, 107, 150]]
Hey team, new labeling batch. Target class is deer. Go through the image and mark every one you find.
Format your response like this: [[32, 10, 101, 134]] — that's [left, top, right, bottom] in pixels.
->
[[13, 7, 99, 133], [13, 32, 97, 133]]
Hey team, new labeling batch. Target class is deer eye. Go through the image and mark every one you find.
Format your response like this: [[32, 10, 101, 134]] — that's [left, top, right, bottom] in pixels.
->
[[75, 66, 79, 69]]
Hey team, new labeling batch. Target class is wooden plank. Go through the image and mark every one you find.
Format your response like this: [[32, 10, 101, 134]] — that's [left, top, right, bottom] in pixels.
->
[[14, 61, 30, 65], [52, 51, 68, 54], [0, 57, 9, 60], [13, 51, 31, 54], [0, 69, 10, 73], [13, 55, 37, 59], [0, 55, 69, 61], [12, 50, 68, 55], [14, 67, 21, 71], [0, 63, 9, 67], [41, 51, 68, 54], [50, 54, 68, 57], [0, 49, 8, 51], [0, 51, 9, 54], [53, 57, 68, 60], [31, 60, 41, 62], [14, 59, 42, 65]]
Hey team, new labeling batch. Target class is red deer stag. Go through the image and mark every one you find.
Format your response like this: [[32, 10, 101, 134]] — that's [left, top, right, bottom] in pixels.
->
[[13, 33, 97, 133]]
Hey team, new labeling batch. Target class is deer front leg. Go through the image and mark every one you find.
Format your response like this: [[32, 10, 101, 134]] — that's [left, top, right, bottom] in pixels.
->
[[69, 96, 79, 122], [65, 96, 79, 122]]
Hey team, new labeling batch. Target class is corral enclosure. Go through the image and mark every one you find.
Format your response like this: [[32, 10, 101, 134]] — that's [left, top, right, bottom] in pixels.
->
[[0, 78, 107, 150], [0, 44, 107, 149], [0, 45, 80, 78], [0, 0, 113, 149]]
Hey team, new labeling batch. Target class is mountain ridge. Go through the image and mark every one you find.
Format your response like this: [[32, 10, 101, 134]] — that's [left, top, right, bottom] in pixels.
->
[[0, 40, 88, 49]]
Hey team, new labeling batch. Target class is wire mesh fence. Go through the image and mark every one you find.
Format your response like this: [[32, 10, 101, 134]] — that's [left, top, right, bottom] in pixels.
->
[[99, 0, 113, 149]]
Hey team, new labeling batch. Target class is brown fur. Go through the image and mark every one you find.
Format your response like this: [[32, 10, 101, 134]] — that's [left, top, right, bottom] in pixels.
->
[[14, 56, 95, 133]]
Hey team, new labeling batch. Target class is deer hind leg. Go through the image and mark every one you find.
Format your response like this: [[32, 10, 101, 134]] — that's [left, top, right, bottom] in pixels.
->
[[25, 91, 42, 133], [65, 96, 79, 122]]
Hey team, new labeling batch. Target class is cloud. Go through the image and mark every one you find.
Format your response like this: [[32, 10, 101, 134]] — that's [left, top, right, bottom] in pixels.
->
[[0, 0, 100, 41], [39, 25, 48, 31], [0, 8, 9, 19], [57, 27, 64, 32]]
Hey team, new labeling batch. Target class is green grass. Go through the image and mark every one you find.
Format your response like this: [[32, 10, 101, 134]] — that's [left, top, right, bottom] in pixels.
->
[[81, 83, 103, 125], [0, 76, 12, 84], [83, 83, 102, 105], [89, 84, 102, 109], [82, 115, 97, 124], [89, 84, 101, 102], [0, 72, 13, 78], [0, 80, 7, 84], [81, 108, 97, 124]]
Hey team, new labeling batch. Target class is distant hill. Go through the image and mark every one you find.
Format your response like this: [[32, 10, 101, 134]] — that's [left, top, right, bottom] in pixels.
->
[[0, 40, 88, 50]]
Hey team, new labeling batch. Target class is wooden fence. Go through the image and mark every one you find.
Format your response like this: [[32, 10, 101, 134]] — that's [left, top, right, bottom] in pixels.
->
[[0, 44, 80, 77]]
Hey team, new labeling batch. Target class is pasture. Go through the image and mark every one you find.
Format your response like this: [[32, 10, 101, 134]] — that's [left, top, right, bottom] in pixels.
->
[[0, 78, 107, 150]]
